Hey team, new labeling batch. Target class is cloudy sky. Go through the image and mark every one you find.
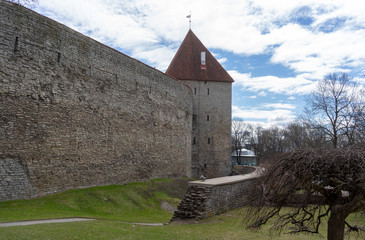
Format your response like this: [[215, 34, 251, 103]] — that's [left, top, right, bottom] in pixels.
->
[[31, 0, 365, 127]]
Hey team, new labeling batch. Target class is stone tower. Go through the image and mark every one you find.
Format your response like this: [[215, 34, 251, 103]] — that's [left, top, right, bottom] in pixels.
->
[[166, 29, 234, 178]]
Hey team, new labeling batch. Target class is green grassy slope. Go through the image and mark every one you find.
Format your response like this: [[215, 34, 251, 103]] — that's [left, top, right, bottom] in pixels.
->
[[0, 178, 188, 223]]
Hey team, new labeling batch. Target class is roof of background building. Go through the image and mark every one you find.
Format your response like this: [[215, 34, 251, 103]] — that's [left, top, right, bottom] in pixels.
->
[[232, 149, 256, 157], [166, 29, 234, 83]]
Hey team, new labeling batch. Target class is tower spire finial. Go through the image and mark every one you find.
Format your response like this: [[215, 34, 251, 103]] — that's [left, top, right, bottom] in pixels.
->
[[186, 11, 191, 29]]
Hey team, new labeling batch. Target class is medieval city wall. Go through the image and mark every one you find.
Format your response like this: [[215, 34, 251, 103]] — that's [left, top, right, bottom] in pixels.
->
[[0, 1, 192, 201]]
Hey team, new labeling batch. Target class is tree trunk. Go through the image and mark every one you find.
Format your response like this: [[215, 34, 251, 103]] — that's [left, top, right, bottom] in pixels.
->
[[327, 209, 346, 240]]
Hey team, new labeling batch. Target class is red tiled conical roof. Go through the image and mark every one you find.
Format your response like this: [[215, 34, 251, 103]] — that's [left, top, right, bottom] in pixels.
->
[[166, 30, 234, 82]]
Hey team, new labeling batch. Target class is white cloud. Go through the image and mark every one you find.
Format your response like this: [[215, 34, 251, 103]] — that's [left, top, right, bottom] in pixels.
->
[[37, 0, 158, 49], [217, 58, 227, 64], [270, 25, 365, 76], [262, 103, 296, 110], [232, 105, 296, 127], [230, 70, 316, 95], [258, 91, 267, 97], [35, 0, 365, 78], [132, 45, 176, 70], [354, 77, 365, 85]]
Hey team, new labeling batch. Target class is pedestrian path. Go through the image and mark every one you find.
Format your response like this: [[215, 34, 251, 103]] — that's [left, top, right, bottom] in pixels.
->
[[0, 218, 166, 227], [0, 218, 95, 227], [190, 167, 262, 186]]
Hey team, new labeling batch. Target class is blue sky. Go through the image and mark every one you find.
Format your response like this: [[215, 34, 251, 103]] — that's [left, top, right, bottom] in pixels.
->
[[31, 0, 365, 127]]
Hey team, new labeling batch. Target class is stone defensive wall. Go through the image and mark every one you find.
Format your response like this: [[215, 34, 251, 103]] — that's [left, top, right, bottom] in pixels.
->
[[171, 170, 260, 221], [0, 1, 192, 201]]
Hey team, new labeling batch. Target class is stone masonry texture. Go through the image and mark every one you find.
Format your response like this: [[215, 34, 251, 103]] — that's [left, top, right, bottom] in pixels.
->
[[186, 80, 232, 178], [171, 173, 325, 221], [0, 1, 192, 200], [172, 177, 257, 221]]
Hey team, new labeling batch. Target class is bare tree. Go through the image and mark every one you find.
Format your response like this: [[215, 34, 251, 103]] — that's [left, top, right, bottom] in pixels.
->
[[247, 124, 262, 161], [303, 73, 361, 148], [249, 125, 287, 164], [283, 121, 329, 150], [231, 121, 251, 165], [246, 124, 287, 164], [261, 126, 286, 154], [343, 88, 365, 144], [244, 145, 365, 240], [242, 120, 334, 163]]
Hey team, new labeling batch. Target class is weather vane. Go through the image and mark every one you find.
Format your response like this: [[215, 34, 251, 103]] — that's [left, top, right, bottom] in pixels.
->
[[186, 11, 191, 29]]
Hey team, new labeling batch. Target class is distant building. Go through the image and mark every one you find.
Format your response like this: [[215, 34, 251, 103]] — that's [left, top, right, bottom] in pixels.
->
[[231, 149, 256, 166], [166, 30, 234, 178]]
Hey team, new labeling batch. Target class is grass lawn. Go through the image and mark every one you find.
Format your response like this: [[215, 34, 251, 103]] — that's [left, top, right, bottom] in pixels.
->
[[1, 178, 364, 240], [0, 178, 187, 223], [2, 211, 364, 240]]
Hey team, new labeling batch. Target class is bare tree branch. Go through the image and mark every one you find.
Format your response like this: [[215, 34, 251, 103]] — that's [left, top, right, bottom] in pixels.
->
[[243, 145, 365, 240], [303, 73, 362, 148]]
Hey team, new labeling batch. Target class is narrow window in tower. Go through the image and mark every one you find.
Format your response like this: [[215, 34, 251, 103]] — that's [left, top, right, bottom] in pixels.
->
[[207, 88, 210, 95], [57, 52, 61, 63], [207, 115, 209, 121], [194, 87, 197, 95], [204, 163, 207, 169], [208, 138, 210, 144], [201, 51, 206, 70], [14, 37, 19, 52], [192, 114, 197, 122], [193, 137, 196, 145]]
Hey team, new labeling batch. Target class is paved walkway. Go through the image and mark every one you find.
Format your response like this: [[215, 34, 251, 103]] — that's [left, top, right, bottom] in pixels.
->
[[0, 218, 166, 227], [0, 218, 95, 227], [189, 167, 262, 186]]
